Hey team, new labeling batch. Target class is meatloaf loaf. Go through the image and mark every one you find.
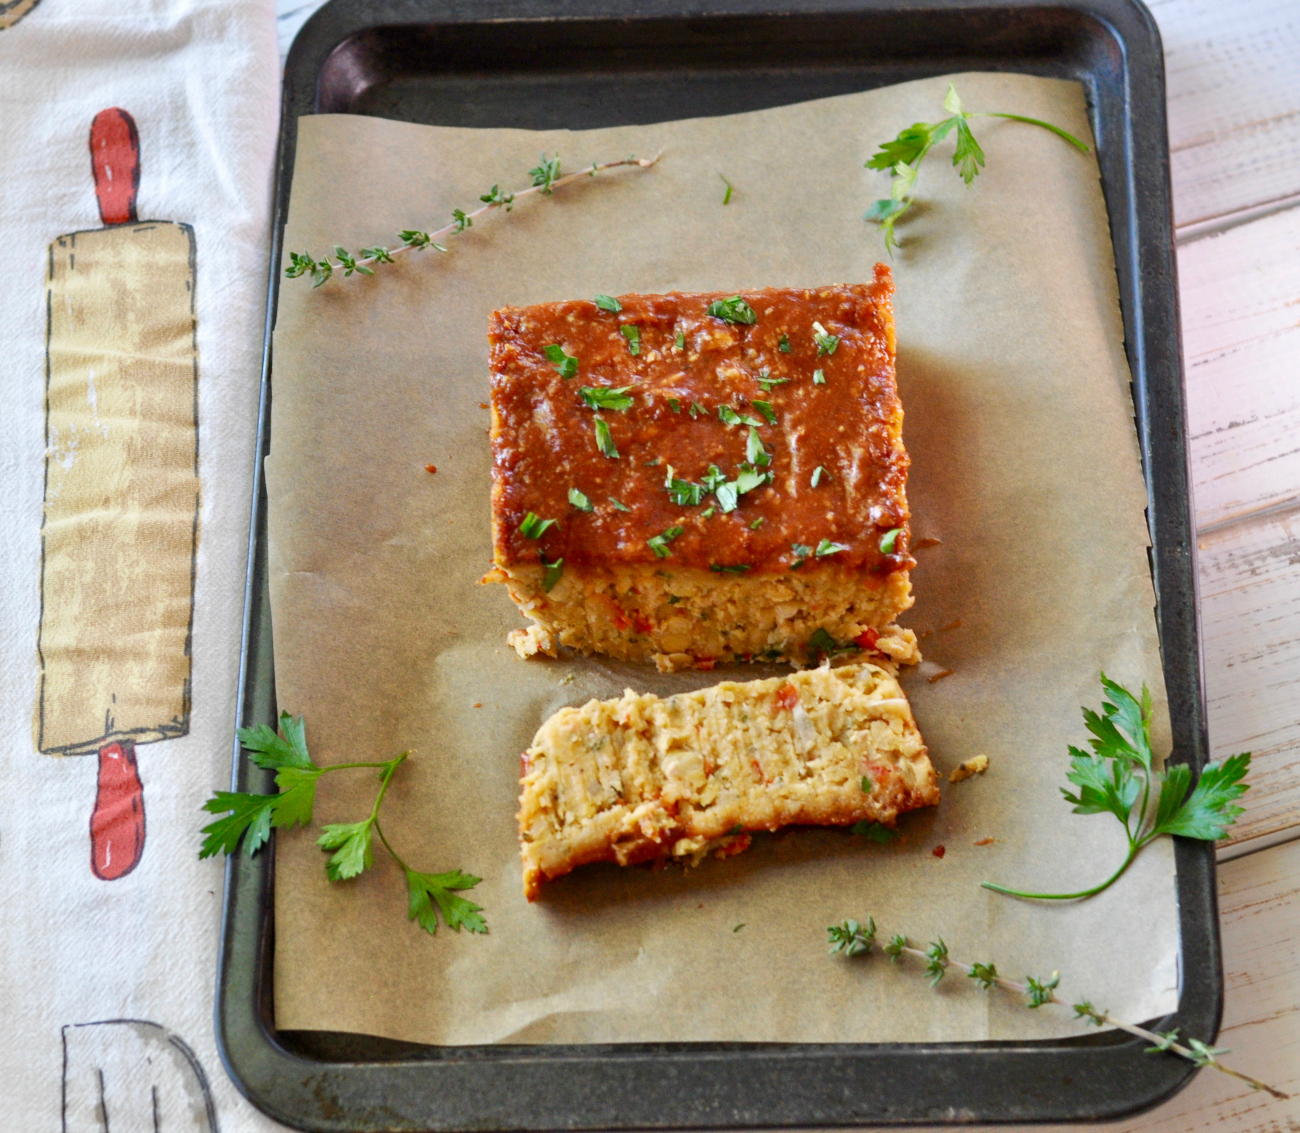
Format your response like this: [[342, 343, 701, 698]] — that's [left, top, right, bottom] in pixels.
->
[[517, 659, 938, 899], [485, 265, 915, 670]]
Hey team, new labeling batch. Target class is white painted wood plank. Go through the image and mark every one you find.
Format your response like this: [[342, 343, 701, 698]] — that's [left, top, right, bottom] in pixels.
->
[[1180, 204, 1300, 533], [1198, 511, 1300, 847], [1152, 0, 1300, 228], [881, 837, 1300, 1133]]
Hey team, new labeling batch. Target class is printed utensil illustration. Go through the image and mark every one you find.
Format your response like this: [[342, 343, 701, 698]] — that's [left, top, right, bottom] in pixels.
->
[[62, 1019, 217, 1132], [0, 0, 43, 30], [36, 107, 199, 880]]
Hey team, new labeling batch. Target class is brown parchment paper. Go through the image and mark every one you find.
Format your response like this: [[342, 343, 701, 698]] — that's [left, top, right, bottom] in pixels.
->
[[267, 72, 1180, 1046]]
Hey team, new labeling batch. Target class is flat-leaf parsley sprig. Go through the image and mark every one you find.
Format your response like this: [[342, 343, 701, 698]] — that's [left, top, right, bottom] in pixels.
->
[[286, 151, 662, 288], [200, 712, 486, 936], [983, 675, 1250, 902], [827, 916, 1287, 1099], [865, 83, 1089, 254]]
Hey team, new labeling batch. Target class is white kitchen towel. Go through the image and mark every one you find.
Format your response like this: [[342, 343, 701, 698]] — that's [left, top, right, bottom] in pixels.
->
[[0, 0, 288, 1128]]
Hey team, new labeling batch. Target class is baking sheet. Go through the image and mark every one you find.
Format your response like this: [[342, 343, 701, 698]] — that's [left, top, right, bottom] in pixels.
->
[[266, 71, 1179, 1046]]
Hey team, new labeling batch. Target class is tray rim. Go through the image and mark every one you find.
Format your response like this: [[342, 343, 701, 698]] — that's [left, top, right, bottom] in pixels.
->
[[216, 1, 1220, 1128]]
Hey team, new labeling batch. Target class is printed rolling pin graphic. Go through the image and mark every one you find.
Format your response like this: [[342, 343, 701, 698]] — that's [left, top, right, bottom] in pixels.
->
[[36, 108, 199, 881]]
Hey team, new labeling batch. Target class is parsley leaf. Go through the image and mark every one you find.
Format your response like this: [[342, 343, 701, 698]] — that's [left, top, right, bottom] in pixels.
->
[[789, 542, 812, 570], [758, 374, 790, 392], [675, 331, 686, 350], [752, 400, 777, 425], [620, 324, 641, 355], [519, 512, 557, 539], [580, 385, 634, 411], [812, 321, 840, 356], [811, 466, 828, 488], [778, 333, 791, 353], [318, 819, 374, 881], [813, 369, 826, 385], [984, 675, 1250, 901], [666, 476, 705, 507], [647, 525, 684, 558], [594, 293, 622, 312], [879, 527, 902, 553], [815, 538, 850, 557], [711, 563, 751, 573], [542, 343, 578, 379], [746, 427, 771, 467], [669, 397, 681, 413], [406, 868, 487, 935], [569, 487, 593, 511], [594, 417, 619, 459], [707, 296, 758, 325], [864, 83, 1088, 255], [609, 497, 631, 512], [542, 557, 564, 592], [689, 400, 704, 419]]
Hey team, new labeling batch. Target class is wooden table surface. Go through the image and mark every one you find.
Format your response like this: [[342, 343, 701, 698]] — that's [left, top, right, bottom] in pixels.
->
[[274, 2, 1300, 1126]]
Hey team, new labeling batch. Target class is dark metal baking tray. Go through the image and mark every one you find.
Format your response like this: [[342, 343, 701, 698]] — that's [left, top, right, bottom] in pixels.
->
[[217, 0, 1217, 1128]]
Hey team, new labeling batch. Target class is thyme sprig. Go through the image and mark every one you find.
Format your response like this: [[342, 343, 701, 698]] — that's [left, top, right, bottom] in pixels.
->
[[286, 151, 662, 287], [865, 83, 1089, 254], [827, 917, 1286, 1099]]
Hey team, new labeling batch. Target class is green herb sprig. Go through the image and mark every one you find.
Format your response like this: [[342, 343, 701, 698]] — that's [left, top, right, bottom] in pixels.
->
[[286, 152, 661, 287], [983, 675, 1249, 902], [865, 83, 1089, 254], [826, 916, 1285, 1099], [200, 713, 486, 937]]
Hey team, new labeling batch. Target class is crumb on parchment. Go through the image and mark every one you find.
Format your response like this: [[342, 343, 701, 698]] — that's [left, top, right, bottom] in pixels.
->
[[950, 754, 989, 783]]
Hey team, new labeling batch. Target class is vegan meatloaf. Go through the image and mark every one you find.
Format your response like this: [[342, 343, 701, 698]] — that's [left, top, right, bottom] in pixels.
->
[[518, 659, 938, 899], [485, 265, 915, 670]]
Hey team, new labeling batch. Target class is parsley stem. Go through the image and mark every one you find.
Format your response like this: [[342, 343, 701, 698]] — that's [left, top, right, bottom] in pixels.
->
[[317, 760, 403, 773], [373, 819, 410, 874], [970, 112, 1090, 152], [980, 841, 1140, 901]]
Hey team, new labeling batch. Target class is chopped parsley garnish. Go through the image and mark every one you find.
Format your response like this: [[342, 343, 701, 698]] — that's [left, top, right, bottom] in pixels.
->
[[736, 465, 769, 493], [568, 487, 593, 511], [813, 368, 826, 385], [808, 627, 845, 655], [861, 775, 873, 794], [701, 506, 716, 518], [665, 470, 705, 506], [689, 400, 705, 419], [711, 563, 751, 573], [879, 527, 903, 553], [758, 375, 791, 392], [811, 466, 828, 487], [542, 557, 564, 592], [778, 333, 791, 353], [580, 385, 634, 411], [719, 404, 763, 427], [669, 397, 681, 413], [752, 400, 777, 425], [714, 465, 768, 513], [519, 512, 557, 539], [816, 538, 850, 557], [620, 324, 641, 355], [594, 417, 619, 459], [813, 321, 840, 356], [746, 427, 771, 467], [701, 465, 728, 492], [790, 542, 812, 570], [647, 525, 684, 558], [675, 331, 685, 350], [609, 497, 631, 511], [594, 293, 622, 312], [542, 344, 578, 379], [749, 517, 765, 530], [707, 296, 758, 325]]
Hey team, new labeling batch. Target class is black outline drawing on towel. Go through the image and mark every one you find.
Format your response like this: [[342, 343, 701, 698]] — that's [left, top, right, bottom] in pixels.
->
[[36, 106, 200, 881], [61, 1019, 219, 1132]]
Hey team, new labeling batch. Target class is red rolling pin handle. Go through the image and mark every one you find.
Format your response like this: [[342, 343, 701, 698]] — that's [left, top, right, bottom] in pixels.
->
[[90, 108, 139, 226], [91, 742, 146, 880]]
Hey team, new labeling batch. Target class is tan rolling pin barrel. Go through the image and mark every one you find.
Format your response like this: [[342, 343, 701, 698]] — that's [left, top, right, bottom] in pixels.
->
[[36, 107, 199, 879]]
